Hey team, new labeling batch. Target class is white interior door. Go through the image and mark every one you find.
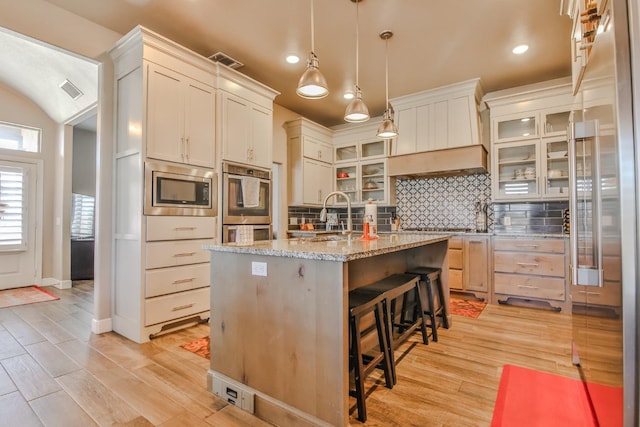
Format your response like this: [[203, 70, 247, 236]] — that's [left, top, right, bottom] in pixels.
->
[[0, 160, 38, 289]]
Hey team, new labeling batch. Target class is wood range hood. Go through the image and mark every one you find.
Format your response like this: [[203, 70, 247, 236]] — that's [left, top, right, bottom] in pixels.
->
[[387, 145, 488, 178]]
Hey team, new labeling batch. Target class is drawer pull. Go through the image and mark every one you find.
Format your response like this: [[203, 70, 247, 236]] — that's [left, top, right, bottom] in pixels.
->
[[172, 278, 195, 285], [577, 290, 601, 296], [174, 252, 196, 257], [517, 262, 539, 267], [171, 303, 195, 312], [517, 285, 539, 289], [516, 244, 539, 248], [174, 227, 197, 231]]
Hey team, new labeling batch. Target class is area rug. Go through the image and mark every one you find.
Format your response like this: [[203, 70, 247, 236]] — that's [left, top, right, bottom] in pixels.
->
[[449, 296, 486, 318], [0, 285, 59, 309], [491, 364, 623, 427], [180, 336, 210, 359]]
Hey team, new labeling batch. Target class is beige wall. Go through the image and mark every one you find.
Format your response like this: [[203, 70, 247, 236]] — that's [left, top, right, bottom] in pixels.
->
[[0, 83, 59, 278]]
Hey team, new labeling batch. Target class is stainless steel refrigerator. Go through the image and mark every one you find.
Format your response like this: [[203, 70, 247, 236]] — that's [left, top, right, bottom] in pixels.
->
[[568, 0, 638, 425]]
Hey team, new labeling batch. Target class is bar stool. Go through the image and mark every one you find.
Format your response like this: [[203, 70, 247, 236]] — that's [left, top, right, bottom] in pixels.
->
[[405, 266, 449, 342], [355, 273, 427, 385], [348, 287, 394, 422]]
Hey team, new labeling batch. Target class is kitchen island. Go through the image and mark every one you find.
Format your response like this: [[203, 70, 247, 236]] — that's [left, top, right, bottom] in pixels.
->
[[205, 234, 450, 426]]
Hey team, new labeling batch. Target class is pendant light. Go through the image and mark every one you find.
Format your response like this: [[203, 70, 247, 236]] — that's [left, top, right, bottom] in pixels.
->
[[344, 0, 370, 123], [377, 30, 399, 138], [297, 0, 329, 99]]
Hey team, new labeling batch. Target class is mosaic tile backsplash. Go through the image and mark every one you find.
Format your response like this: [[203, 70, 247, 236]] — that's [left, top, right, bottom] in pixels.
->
[[395, 174, 494, 231]]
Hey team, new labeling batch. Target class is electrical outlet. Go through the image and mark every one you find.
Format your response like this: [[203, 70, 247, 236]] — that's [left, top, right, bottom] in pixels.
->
[[251, 261, 267, 276], [504, 216, 511, 226], [289, 217, 298, 225], [212, 375, 255, 414]]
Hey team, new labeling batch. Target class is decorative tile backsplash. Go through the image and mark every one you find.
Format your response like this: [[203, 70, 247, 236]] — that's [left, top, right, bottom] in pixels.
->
[[396, 174, 494, 231]]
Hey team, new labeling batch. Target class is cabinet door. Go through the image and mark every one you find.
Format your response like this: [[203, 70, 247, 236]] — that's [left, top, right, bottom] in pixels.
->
[[493, 140, 540, 200], [542, 136, 570, 199], [146, 63, 184, 163], [335, 163, 358, 204], [335, 143, 358, 163], [466, 237, 489, 291], [493, 112, 539, 143], [249, 104, 272, 168], [361, 160, 386, 203], [184, 81, 215, 168], [303, 136, 332, 163], [303, 158, 332, 205], [221, 93, 249, 164], [360, 139, 387, 160]]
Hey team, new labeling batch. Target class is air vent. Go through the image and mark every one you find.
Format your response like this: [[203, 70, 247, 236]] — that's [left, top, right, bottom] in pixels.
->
[[60, 79, 83, 100], [209, 52, 244, 69]]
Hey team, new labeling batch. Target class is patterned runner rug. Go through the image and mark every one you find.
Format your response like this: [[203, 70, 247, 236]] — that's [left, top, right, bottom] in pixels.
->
[[0, 285, 59, 309], [449, 296, 487, 318], [180, 336, 210, 359]]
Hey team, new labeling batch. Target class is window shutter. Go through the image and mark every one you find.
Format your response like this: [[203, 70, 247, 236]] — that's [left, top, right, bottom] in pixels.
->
[[0, 166, 26, 250], [71, 194, 95, 239]]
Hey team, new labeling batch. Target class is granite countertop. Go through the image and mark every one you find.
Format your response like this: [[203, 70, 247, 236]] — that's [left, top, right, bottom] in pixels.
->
[[204, 233, 450, 262]]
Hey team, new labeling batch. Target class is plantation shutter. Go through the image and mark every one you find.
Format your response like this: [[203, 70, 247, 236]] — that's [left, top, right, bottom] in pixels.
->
[[71, 193, 95, 239], [0, 165, 27, 250]]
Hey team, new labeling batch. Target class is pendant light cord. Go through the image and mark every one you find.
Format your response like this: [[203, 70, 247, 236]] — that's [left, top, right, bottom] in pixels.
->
[[310, 0, 315, 54], [355, 0, 360, 88], [384, 35, 389, 109]]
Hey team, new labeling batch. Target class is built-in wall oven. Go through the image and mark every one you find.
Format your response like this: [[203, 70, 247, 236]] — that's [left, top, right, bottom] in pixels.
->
[[222, 162, 271, 242]]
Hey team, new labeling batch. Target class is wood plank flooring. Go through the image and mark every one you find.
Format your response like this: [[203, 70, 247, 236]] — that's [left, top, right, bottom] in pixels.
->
[[0, 282, 621, 426]]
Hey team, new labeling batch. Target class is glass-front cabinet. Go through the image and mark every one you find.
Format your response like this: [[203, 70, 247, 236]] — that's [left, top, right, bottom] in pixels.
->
[[493, 141, 540, 200], [543, 136, 570, 199], [335, 163, 359, 203], [494, 112, 539, 142], [360, 160, 386, 203]]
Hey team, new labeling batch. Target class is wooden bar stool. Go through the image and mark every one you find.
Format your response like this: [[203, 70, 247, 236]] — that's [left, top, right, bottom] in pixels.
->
[[348, 287, 394, 422], [405, 266, 449, 342], [355, 273, 427, 385]]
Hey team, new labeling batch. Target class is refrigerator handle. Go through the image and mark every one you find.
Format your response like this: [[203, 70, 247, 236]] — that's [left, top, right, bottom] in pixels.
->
[[592, 121, 604, 286], [568, 122, 579, 286]]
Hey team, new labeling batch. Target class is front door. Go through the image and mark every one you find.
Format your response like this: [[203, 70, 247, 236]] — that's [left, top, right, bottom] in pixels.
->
[[0, 160, 38, 289]]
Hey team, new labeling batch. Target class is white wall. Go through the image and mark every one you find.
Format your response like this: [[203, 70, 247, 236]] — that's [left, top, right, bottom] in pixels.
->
[[72, 128, 97, 196], [0, 83, 58, 278]]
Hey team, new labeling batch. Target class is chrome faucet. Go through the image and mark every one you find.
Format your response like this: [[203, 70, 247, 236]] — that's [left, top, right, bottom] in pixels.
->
[[320, 191, 352, 236]]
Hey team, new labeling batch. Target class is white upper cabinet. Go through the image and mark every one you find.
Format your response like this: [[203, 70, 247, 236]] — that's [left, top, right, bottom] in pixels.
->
[[390, 78, 484, 155], [218, 69, 279, 169], [484, 78, 579, 202], [285, 118, 334, 206], [146, 63, 215, 168]]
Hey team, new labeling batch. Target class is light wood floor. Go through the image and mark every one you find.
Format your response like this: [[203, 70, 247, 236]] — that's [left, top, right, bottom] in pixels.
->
[[0, 282, 619, 426]]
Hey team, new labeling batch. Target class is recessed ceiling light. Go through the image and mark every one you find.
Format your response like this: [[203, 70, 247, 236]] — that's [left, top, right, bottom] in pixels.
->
[[286, 54, 300, 64], [512, 44, 529, 55], [343, 91, 355, 100]]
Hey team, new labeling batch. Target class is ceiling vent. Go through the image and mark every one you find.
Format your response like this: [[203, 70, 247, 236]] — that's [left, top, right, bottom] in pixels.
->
[[209, 52, 244, 69], [60, 79, 83, 100]]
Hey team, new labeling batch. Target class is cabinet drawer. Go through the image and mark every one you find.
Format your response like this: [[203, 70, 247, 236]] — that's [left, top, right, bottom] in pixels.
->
[[448, 248, 463, 269], [145, 263, 210, 298], [145, 287, 210, 326], [572, 281, 621, 307], [303, 137, 332, 163], [449, 236, 463, 250], [494, 238, 565, 254], [146, 239, 213, 269], [494, 273, 565, 301], [146, 216, 215, 241], [494, 252, 565, 277], [449, 269, 463, 290]]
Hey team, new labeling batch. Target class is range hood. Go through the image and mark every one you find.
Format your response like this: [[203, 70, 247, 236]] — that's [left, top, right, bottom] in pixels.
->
[[387, 145, 488, 178]]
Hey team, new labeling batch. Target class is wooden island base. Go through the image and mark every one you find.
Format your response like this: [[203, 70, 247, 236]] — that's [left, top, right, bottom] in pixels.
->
[[206, 235, 449, 426]]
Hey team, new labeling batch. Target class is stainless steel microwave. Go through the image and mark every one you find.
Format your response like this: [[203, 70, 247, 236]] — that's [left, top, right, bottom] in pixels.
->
[[144, 160, 217, 216]]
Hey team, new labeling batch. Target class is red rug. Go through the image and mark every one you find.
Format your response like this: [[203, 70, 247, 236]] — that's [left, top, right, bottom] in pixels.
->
[[449, 297, 486, 318], [180, 336, 210, 359], [0, 285, 59, 309], [491, 365, 623, 427]]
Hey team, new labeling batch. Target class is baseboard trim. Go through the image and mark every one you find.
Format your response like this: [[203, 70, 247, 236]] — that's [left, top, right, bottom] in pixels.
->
[[92, 317, 113, 335], [40, 278, 72, 289]]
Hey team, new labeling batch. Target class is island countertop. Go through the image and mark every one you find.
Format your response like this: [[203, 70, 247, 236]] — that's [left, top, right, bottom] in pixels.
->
[[204, 233, 450, 262]]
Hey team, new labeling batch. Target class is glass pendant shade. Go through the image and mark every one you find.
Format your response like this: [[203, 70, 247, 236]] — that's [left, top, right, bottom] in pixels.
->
[[377, 110, 398, 138], [344, 87, 370, 122], [297, 53, 329, 99]]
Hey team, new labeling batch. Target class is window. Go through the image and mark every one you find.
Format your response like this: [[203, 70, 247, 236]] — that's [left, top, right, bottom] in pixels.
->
[[71, 193, 95, 239], [0, 121, 40, 153], [0, 166, 27, 250]]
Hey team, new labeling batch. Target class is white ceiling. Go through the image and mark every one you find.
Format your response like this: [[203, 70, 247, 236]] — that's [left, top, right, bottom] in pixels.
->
[[5, 0, 572, 128], [0, 27, 98, 124]]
